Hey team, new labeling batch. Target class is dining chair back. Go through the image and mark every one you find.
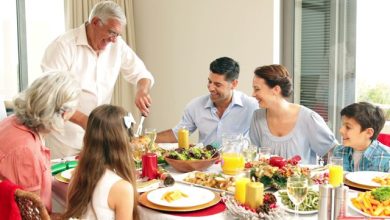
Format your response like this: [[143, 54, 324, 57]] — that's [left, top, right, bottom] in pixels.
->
[[377, 133, 390, 147], [14, 189, 50, 220]]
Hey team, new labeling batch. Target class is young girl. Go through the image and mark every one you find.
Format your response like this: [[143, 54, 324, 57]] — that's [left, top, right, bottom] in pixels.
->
[[63, 104, 139, 220]]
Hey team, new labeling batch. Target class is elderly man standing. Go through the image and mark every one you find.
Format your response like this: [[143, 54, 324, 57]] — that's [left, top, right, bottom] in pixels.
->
[[41, 1, 154, 158], [156, 57, 258, 147]]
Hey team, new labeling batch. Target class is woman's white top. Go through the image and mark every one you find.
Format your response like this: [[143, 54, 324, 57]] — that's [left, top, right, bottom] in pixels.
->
[[81, 169, 122, 220]]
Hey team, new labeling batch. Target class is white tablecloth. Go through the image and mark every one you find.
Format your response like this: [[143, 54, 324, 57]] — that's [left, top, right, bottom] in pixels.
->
[[52, 163, 364, 219]]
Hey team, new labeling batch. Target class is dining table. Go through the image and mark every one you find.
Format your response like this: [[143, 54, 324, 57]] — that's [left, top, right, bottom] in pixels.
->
[[51, 160, 378, 220]]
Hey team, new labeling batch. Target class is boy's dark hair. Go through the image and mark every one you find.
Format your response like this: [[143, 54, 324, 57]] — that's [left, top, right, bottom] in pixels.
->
[[209, 57, 239, 82], [340, 102, 385, 140]]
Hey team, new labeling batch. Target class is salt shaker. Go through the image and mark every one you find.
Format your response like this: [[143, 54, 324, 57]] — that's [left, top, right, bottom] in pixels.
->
[[334, 185, 349, 219], [318, 184, 333, 220]]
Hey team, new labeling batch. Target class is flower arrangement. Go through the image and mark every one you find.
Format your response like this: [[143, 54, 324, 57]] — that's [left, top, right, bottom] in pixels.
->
[[247, 156, 310, 189]]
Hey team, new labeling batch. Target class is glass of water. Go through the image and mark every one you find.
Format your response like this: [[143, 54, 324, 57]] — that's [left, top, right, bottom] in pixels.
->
[[242, 144, 257, 162], [259, 147, 271, 160]]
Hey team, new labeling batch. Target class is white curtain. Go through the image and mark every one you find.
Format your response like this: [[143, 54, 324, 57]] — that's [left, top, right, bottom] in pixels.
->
[[64, 0, 137, 114]]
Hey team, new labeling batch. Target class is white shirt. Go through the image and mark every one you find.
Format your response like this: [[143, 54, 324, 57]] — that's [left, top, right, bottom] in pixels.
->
[[41, 24, 154, 151], [82, 169, 122, 220]]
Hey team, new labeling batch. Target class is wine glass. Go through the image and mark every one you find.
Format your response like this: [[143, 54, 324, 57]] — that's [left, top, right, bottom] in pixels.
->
[[144, 128, 157, 151], [130, 142, 145, 169], [287, 176, 309, 220]]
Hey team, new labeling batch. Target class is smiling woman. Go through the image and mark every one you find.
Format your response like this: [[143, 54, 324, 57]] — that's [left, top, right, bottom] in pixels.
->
[[249, 64, 338, 165]]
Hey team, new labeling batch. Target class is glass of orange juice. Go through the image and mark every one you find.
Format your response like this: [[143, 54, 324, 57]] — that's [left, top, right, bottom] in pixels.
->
[[328, 156, 343, 187]]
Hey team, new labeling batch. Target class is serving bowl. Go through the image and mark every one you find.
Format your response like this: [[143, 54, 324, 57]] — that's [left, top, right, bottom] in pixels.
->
[[164, 153, 220, 172]]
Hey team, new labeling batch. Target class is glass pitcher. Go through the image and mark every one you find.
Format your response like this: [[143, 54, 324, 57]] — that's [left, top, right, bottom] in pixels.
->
[[221, 133, 250, 175]]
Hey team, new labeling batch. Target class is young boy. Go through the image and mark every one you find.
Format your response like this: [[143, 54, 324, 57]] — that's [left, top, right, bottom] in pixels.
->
[[333, 102, 390, 172]]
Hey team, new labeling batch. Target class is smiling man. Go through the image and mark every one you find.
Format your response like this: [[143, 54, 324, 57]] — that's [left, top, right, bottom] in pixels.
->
[[156, 57, 258, 146], [41, 1, 154, 158]]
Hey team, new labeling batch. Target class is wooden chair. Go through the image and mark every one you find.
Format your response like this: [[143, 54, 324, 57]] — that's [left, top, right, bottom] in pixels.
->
[[14, 189, 50, 220]]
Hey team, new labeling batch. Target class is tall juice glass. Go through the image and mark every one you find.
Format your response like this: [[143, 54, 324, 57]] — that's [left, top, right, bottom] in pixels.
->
[[178, 127, 189, 148], [329, 156, 344, 187]]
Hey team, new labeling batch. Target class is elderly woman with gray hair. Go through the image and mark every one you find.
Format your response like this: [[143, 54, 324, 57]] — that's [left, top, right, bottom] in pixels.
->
[[0, 71, 81, 212]]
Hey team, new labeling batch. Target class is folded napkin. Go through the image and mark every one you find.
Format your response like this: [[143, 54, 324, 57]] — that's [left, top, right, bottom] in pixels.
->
[[170, 201, 226, 217], [51, 161, 78, 175], [0, 180, 22, 220]]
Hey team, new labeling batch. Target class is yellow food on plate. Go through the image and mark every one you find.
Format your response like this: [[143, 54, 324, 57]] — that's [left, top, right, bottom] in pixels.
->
[[351, 190, 390, 217], [161, 190, 188, 203], [372, 174, 390, 186]]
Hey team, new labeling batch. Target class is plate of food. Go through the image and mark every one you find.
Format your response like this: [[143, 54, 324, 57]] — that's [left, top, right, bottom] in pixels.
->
[[146, 184, 215, 208], [275, 187, 319, 215], [177, 171, 236, 194], [60, 168, 75, 180], [349, 187, 390, 218], [345, 171, 389, 187]]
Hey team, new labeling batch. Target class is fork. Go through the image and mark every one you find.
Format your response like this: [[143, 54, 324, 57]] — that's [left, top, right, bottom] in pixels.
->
[[135, 115, 145, 137]]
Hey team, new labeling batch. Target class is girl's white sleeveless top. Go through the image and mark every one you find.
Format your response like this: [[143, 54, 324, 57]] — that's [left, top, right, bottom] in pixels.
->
[[81, 169, 122, 220]]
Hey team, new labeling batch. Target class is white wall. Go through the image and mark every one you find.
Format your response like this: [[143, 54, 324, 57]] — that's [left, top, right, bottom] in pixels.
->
[[133, 0, 275, 140]]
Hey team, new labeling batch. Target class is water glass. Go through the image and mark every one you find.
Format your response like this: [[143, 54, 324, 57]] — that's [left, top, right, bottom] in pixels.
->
[[259, 147, 271, 160], [242, 145, 257, 162]]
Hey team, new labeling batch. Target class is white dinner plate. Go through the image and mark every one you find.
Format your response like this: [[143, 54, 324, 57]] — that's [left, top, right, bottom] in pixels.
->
[[60, 168, 75, 180], [348, 191, 390, 219], [345, 171, 387, 187], [147, 184, 215, 208], [137, 179, 160, 193], [157, 143, 178, 150], [275, 187, 319, 215]]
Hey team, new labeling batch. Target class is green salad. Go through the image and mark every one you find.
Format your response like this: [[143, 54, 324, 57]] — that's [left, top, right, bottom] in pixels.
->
[[166, 145, 217, 160]]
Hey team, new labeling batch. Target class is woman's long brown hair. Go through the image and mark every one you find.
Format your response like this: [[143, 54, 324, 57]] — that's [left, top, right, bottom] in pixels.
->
[[62, 104, 139, 220]]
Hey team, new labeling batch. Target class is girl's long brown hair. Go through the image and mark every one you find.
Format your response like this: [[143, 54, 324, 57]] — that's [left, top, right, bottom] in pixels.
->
[[62, 104, 139, 220]]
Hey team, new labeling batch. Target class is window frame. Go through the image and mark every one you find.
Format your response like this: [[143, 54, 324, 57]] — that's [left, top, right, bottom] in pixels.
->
[[281, 0, 357, 141], [16, 0, 28, 91]]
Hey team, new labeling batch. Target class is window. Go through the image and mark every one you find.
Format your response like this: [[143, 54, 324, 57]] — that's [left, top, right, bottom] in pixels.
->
[[283, 0, 390, 139], [356, 0, 390, 133], [0, 0, 64, 100], [0, 1, 19, 99], [293, 0, 356, 138], [25, 0, 64, 83]]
